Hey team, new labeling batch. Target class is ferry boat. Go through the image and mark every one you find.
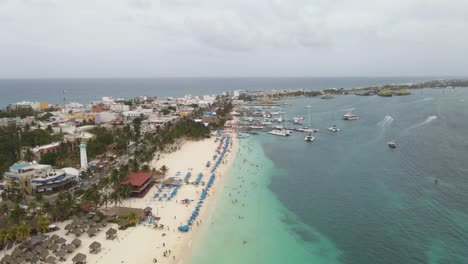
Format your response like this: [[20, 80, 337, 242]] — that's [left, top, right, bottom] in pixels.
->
[[387, 140, 396, 148], [343, 112, 359, 120], [268, 129, 291, 137], [328, 125, 340, 132], [304, 132, 315, 142]]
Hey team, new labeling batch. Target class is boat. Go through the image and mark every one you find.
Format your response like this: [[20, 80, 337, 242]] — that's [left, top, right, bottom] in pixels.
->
[[237, 133, 250, 139], [304, 132, 315, 142], [387, 140, 397, 148], [343, 112, 359, 120], [292, 117, 304, 125], [321, 94, 334, 99], [268, 129, 291, 137], [328, 125, 340, 132], [249, 126, 264, 129]]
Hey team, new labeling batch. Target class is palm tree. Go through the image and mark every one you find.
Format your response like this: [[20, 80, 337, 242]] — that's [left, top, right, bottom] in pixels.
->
[[9, 204, 27, 223], [118, 184, 132, 200], [160, 165, 168, 176], [37, 215, 50, 233], [127, 212, 140, 226], [27, 201, 37, 214]]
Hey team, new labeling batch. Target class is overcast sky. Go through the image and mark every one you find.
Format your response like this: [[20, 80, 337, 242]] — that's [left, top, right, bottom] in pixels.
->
[[0, 0, 467, 78]]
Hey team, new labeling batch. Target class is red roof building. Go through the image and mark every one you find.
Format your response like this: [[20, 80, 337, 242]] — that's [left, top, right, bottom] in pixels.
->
[[121, 172, 154, 197]]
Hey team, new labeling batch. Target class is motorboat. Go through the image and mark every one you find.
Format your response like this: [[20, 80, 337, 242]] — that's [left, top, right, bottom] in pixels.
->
[[328, 125, 340, 132], [343, 112, 359, 120], [387, 141, 397, 148], [304, 132, 315, 142], [268, 129, 291, 137]]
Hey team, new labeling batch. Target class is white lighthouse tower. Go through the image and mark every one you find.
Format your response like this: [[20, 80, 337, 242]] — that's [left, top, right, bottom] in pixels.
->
[[80, 143, 88, 171]]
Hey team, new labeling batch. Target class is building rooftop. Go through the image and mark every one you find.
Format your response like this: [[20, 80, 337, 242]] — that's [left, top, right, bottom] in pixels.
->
[[121, 172, 153, 187]]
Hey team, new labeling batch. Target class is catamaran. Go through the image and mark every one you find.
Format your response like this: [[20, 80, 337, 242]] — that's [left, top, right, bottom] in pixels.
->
[[328, 124, 340, 132], [304, 132, 315, 142]]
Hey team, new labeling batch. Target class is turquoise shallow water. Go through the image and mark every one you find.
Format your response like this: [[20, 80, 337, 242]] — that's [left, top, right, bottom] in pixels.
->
[[188, 137, 342, 263], [188, 88, 468, 264]]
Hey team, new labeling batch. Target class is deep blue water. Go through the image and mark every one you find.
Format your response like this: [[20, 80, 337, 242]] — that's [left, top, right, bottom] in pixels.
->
[[0, 77, 438, 107]]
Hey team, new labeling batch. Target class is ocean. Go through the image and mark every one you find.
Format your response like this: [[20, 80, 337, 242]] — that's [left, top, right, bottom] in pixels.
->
[[0, 77, 438, 107], [188, 88, 468, 264]]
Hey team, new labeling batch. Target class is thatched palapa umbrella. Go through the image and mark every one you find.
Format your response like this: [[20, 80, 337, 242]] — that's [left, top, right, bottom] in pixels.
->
[[55, 249, 67, 258], [87, 227, 97, 237], [64, 244, 75, 253], [72, 253, 86, 263], [56, 237, 66, 245], [71, 238, 82, 248], [45, 255, 56, 263], [89, 241, 101, 254]]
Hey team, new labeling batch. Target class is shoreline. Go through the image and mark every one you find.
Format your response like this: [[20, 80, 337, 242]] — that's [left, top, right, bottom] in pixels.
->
[[177, 132, 239, 264], [95, 131, 239, 264]]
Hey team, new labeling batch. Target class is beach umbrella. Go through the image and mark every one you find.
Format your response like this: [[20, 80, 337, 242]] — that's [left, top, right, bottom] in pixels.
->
[[49, 243, 59, 252], [49, 234, 60, 241], [85, 213, 93, 219], [106, 228, 117, 236], [87, 228, 97, 236], [11, 247, 23, 257], [101, 219, 108, 226], [30, 255, 40, 264], [24, 251, 34, 261], [64, 244, 76, 253], [64, 224, 73, 231], [94, 222, 103, 230], [13, 256, 25, 264], [92, 215, 101, 222], [55, 249, 67, 258], [72, 253, 86, 263], [45, 255, 56, 263], [39, 249, 49, 259], [56, 237, 66, 245], [71, 238, 82, 248]]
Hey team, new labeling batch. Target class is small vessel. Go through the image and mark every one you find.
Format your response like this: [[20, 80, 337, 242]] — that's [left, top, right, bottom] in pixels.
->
[[304, 132, 315, 142], [249, 126, 264, 129], [387, 140, 397, 148], [268, 129, 291, 137], [321, 94, 334, 99], [434, 176, 439, 183], [343, 112, 359, 120], [237, 133, 250, 139], [328, 124, 340, 132]]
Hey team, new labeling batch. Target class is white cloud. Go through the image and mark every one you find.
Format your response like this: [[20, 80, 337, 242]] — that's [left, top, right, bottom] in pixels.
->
[[0, 0, 467, 77]]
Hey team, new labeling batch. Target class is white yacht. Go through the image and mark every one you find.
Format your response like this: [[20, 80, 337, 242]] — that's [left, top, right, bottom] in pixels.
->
[[304, 132, 315, 142], [268, 129, 291, 137], [343, 112, 359, 120], [328, 124, 340, 132]]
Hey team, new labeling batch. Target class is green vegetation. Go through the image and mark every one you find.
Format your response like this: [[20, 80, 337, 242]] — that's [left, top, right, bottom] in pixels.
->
[[0, 108, 35, 119], [394, 89, 411, 96], [378, 89, 393, 97]]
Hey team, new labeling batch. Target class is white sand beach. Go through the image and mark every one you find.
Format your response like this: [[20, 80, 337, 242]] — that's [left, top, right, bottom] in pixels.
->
[[89, 132, 238, 264], [0, 132, 239, 264]]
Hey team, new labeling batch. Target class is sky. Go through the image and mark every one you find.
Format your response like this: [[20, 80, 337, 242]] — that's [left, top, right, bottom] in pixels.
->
[[0, 0, 467, 78]]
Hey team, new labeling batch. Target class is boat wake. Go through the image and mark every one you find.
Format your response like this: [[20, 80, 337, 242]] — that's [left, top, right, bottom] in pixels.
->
[[377, 116, 394, 128], [339, 107, 355, 112], [411, 97, 434, 104], [408, 115, 438, 130]]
